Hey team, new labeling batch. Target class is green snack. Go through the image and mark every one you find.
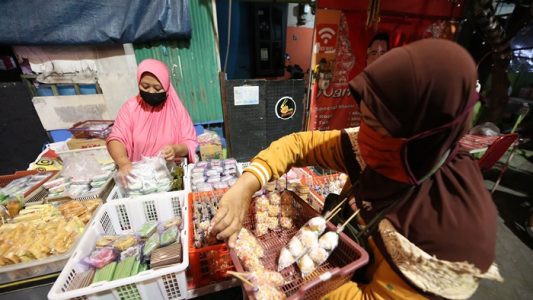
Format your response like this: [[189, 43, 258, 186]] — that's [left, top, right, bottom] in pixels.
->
[[142, 232, 160, 259], [139, 263, 148, 272], [93, 262, 117, 283], [138, 221, 158, 239], [131, 259, 141, 276], [113, 257, 136, 280], [160, 226, 178, 247]]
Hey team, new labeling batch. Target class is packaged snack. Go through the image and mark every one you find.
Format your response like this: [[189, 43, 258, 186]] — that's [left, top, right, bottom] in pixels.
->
[[86, 248, 118, 269], [92, 173, 110, 182], [160, 226, 179, 247], [143, 232, 160, 259], [195, 161, 209, 168], [131, 260, 141, 276], [90, 180, 106, 188], [163, 217, 182, 230], [138, 221, 158, 239], [120, 245, 141, 260], [96, 236, 118, 248], [92, 261, 117, 283], [66, 269, 95, 291], [112, 235, 137, 251], [212, 182, 228, 190], [113, 256, 137, 280], [196, 183, 213, 192], [150, 242, 182, 268], [206, 177, 221, 184]]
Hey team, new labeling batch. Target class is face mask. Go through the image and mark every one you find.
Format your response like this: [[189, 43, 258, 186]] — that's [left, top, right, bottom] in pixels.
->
[[140, 90, 167, 106], [358, 94, 477, 185], [358, 120, 411, 184]]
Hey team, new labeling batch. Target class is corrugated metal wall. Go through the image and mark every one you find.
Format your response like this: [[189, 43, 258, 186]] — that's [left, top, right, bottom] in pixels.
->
[[133, 0, 222, 124]]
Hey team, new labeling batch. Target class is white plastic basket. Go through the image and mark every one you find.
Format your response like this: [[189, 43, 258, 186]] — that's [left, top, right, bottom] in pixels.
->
[[48, 191, 189, 300]]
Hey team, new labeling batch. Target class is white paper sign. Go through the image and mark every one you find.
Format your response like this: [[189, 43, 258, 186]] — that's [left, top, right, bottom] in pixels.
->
[[234, 86, 259, 106]]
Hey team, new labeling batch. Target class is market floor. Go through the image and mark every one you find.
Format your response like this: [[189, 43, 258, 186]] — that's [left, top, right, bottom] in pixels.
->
[[192, 152, 533, 300], [470, 152, 533, 300]]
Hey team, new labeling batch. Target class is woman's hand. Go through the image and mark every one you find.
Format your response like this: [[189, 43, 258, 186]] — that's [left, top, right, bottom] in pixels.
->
[[161, 145, 176, 161], [117, 163, 133, 187], [210, 173, 261, 247]]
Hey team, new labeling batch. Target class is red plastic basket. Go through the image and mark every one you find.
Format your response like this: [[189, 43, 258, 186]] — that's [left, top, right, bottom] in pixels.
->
[[187, 191, 235, 288], [0, 170, 58, 204], [68, 120, 114, 139], [230, 190, 369, 300]]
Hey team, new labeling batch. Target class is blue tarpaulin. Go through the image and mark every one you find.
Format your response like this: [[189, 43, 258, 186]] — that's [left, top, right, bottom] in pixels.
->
[[0, 0, 191, 45]]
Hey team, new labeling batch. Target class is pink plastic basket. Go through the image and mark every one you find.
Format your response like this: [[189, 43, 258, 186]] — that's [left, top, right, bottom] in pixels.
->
[[230, 191, 369, 300]]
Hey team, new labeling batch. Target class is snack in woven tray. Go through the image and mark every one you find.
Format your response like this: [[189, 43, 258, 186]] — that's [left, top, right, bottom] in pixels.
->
[[254, 191, 293, 237], [277, 216, 326, 271], [296, 231, 341, 277], [232, 228, 286, 299], [246, 270, 285, 287], [255, 284, 286, 300]]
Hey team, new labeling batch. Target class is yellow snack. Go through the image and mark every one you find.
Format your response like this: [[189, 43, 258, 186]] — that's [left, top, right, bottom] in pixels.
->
[[112, 235, 137, 251], [96, 236, 118, 248]]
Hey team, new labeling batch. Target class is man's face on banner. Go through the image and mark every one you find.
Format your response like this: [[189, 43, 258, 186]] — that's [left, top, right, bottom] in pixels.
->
[[366, 40, 388, 65]]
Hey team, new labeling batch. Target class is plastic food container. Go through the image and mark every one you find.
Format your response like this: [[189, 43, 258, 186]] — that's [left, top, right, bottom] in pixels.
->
[[0, 197, 102, 285], [68, 120, 114, 139], [0, 170, 58, 206]]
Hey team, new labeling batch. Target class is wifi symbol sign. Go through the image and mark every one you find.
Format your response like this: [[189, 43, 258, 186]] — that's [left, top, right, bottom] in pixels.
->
[[318, 27, 336, 44]]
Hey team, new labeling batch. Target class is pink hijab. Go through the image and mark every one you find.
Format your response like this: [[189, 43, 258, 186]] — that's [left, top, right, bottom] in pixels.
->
[[107, 59, 198, 162]]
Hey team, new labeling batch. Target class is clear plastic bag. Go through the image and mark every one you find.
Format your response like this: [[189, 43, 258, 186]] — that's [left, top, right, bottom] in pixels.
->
[[469, 122, 501, 136], [114, 154, 172, 197]]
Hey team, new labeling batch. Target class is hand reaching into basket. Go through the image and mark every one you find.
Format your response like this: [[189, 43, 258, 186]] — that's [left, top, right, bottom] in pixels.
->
[[210, 172, 261, 247], [116, 163, 133, 187]]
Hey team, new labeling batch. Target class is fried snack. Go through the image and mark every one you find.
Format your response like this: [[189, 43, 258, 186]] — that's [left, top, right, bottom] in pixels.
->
[[113, 235, 137, 251], [96, 236, 119, 248]]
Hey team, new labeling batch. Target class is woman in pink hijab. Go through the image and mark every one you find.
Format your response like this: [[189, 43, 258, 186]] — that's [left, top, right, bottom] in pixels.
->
[[107, 59, 198, 178]]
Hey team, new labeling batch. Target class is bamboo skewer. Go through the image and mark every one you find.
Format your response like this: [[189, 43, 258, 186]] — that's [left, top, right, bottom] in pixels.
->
[[325, 205, 342, 222], [337, 209, 361, 233], [324, 197, 349, 219], [227, 271, 256, 288]]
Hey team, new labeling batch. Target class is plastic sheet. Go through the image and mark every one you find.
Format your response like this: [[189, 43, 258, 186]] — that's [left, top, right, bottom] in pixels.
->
[[0, 0, 191, 45]]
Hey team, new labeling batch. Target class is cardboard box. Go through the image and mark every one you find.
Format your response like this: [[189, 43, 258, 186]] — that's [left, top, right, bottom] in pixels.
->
[[67, 138, 106, 150]]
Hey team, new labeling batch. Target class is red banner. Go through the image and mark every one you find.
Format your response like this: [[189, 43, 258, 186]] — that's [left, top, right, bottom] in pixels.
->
[[308, 2, 463, 130], [308, 10, 359, 130]]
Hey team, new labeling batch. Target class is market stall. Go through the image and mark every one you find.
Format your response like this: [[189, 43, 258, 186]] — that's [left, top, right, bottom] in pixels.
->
[[0, 133, 359, 299]]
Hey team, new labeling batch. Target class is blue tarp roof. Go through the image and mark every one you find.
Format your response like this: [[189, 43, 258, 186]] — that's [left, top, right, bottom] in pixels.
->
[[0, 0, 191, 45]]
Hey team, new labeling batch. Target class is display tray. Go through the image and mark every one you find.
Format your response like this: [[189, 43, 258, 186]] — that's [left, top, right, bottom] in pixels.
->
[[0, 171, 59, 206], [68, 120, 114, 140], [0, 200, 103, 285], [230, 190, 369, 300], [45, 176, 114, 203]]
